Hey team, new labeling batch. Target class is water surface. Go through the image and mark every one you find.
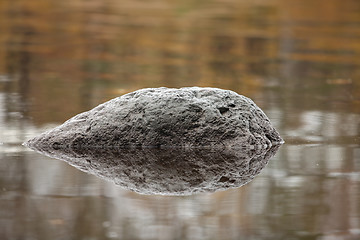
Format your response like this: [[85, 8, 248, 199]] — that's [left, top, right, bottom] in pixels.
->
[[0, 0, 360, 239]]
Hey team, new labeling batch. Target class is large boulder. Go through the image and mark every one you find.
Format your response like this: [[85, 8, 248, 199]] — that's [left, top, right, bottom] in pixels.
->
[[25, 87, 283, 150]]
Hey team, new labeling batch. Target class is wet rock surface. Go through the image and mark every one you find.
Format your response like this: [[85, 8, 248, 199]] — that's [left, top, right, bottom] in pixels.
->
[[26, 144, 281, 195], [25, 87, 283, 150]]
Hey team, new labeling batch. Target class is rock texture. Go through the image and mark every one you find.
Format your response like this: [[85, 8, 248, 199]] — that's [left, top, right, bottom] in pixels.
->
[[25, 144, 280, 195], [25, 87, 283, 150]]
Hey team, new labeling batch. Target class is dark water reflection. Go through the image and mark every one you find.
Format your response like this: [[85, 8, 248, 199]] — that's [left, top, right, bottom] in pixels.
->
[[1, 0, 360, 239], [26, 145, 280, 195]]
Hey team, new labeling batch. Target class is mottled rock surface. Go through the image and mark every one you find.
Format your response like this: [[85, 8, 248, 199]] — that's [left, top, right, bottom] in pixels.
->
[[25, 87, 283, 150], [25, 144, 280, 195]]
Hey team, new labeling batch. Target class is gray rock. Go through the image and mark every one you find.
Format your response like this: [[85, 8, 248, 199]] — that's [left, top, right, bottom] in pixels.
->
[[25, 144, 281, 195], [24, 87, 283, 150]]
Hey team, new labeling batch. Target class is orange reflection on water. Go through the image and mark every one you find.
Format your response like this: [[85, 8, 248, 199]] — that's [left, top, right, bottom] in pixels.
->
[[0, 0, 359, 124], [0, 1, 360, 239]]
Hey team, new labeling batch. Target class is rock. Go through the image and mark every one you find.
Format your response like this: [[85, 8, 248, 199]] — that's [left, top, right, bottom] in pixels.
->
[[26, 144, 281, 195], [24, 87, 283, 150], [23, 87, 284, 195]]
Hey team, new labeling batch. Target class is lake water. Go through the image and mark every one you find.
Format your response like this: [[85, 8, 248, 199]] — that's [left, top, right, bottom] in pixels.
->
[[1, 0, 360, 239]]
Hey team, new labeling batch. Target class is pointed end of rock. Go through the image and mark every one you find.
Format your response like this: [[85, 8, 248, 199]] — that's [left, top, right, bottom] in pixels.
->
[[22, 141, 28, 148], [22, 137, 37, 151]]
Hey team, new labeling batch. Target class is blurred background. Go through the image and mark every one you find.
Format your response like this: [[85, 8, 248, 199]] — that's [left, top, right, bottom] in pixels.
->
[[0, 0, 359, 239]]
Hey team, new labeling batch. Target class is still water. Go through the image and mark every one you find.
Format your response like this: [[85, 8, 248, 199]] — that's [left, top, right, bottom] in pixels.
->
[[1, 0, 360, 239]]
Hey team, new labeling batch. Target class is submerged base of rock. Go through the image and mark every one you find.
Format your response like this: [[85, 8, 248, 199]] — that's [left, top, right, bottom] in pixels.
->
[[26, 143, 281, 195], [25, 87, 283, 150]]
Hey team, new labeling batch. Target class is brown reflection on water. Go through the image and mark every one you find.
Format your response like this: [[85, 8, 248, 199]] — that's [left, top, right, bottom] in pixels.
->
[[0, 0, 360, 239], [0, 0, 360, 124]]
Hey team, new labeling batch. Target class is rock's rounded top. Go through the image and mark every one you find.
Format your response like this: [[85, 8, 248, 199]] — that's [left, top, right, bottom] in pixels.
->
[[25, 87, 283, 151]]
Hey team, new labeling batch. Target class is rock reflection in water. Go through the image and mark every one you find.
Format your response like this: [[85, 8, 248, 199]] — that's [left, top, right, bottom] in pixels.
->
[[27, 145, 280, 195]]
